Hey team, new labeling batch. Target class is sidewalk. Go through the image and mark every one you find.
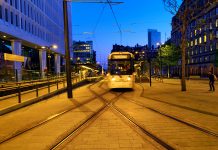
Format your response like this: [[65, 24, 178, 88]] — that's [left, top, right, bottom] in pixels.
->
[[143, 78, 218, 114], [0, 77, 98, 115]]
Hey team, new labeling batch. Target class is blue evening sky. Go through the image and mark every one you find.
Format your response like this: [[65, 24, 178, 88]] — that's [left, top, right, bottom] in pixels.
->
[[71, 0, 181, 66]]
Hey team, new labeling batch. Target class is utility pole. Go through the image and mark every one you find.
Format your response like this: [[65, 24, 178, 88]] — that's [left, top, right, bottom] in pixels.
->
[[63, 0, 72, 98]]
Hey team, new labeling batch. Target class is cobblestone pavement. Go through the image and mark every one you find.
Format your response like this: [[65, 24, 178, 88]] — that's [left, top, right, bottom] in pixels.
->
[[0, 79, 217, 149]]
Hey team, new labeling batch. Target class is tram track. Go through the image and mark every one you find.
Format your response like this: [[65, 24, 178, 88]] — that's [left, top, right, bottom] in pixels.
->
[[122, 96, 218, 138], [139, 84, 218, 117], [50, 83, 125, 149], [53, 84, 175, 150], [118, 84, 218, 138], [0, 82, 109, 145]]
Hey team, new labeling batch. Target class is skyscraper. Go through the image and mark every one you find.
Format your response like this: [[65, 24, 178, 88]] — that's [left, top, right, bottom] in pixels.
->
[[148, 29, 161, 49]]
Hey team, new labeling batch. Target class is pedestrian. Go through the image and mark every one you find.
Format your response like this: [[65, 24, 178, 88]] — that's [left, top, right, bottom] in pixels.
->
[[208, 71, 215, 91]]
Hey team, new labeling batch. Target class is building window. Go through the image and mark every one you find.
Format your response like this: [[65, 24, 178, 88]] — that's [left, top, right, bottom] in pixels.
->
[[210, 33, 213, 40], [195, 39, 198, 45], [0, 5, 2, 19], [20, 0, 23, 12], [194, 30, 197, 36], [25, 20, 27, 31], [205, 56, 208, 62], [216, 19, 218, 27], [10, 11, 13, 24], [5, 8, 8, 22], [15, 0, 18, 9], [210, 45, 213, 51], [15, 14, 19, 27], [204, 35, 207, 42], [24, 1, 26, 15], [21, 18, 23, 29], [216, 31, 218, 38], [199, 37, 202, 44], [10, 0, 13, 6]]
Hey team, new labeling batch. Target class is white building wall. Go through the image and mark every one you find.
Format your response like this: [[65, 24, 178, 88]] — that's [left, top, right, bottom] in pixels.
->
[[0, 0, 72, 55]]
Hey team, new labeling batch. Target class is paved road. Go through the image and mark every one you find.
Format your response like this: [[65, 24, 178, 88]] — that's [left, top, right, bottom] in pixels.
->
[[0, 78, 217, 149]]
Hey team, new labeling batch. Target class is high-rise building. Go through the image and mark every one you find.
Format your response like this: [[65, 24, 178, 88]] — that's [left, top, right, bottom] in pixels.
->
[[0, 0, 72, 80], [73, 41, 96, 64], [148, 29, 161, 49], [171, 0, 217, 77]]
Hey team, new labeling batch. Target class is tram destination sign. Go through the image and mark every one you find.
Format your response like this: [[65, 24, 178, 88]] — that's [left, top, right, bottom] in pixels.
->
[[111, 54, 130, 59], [4, 53, 25, 62]]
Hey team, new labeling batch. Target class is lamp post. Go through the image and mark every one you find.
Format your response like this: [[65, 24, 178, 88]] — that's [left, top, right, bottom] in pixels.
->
[[146, 49, 152, 87], [156, 42, 162, 78]]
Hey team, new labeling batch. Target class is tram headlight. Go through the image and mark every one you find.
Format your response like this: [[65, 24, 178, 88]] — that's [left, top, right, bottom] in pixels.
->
[[112, 77, 116, 81], [127, 77, 131, 81]]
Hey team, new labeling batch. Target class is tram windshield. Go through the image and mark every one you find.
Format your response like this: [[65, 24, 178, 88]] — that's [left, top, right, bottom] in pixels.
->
[[108, 60, 133, 75]]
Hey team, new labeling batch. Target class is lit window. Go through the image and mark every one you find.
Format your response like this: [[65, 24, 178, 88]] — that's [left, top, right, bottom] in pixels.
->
[[199, 37, 202, 44], [194, 30, 197, 36], [216, 19, 218, 27], [210, 33, 213, 40], [204, 35, 207, 42], [195, 39, 198, 45], [191, 41, 193, 46]]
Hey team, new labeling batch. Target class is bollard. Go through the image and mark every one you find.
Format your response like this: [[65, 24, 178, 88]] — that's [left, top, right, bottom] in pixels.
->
[[48, 79, 50, 93], [36, 82, 39, 97], [18, 83, 21, 103], [57, 79, 59, 90]]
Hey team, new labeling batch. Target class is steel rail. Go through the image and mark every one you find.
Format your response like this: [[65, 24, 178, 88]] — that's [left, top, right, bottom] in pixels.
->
[[0, 83, 109, 144]]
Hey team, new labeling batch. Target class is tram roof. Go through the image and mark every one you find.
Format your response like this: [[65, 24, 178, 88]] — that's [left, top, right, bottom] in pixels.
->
[[108, 52, 134, 59]]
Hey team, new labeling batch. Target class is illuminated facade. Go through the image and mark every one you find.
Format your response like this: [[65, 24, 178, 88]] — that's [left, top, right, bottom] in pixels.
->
[[0, 0, 72, 80], [73, 41, 96, 64], [171, 1, 218, 77]]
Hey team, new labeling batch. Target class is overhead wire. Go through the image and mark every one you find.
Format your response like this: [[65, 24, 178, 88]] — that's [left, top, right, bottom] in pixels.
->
[[106, 0, 122, 44]]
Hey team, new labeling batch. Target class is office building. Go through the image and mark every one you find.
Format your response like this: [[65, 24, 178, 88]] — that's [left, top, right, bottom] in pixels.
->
[[73, 41, 96, 64], [0, 0, 72, 80], [171, 0, 217, 77]]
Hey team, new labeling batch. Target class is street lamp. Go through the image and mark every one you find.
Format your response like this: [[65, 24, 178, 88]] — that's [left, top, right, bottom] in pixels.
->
[[156, 42, 162, 78]]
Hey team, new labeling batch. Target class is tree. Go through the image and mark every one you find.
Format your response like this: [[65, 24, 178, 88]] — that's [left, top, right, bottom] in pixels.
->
[[159, 44, 181, 78], [162, 0, 216, 91]]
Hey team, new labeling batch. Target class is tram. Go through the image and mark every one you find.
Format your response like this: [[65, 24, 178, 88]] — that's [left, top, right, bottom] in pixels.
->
[[107, 52, 135, 89]]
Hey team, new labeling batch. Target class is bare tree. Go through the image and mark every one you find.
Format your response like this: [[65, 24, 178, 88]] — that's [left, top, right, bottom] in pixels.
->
[[163, 0, 216, 91]]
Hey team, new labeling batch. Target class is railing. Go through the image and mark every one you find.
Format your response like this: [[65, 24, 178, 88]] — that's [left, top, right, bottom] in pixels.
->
[[0, 73, 102, 107]]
